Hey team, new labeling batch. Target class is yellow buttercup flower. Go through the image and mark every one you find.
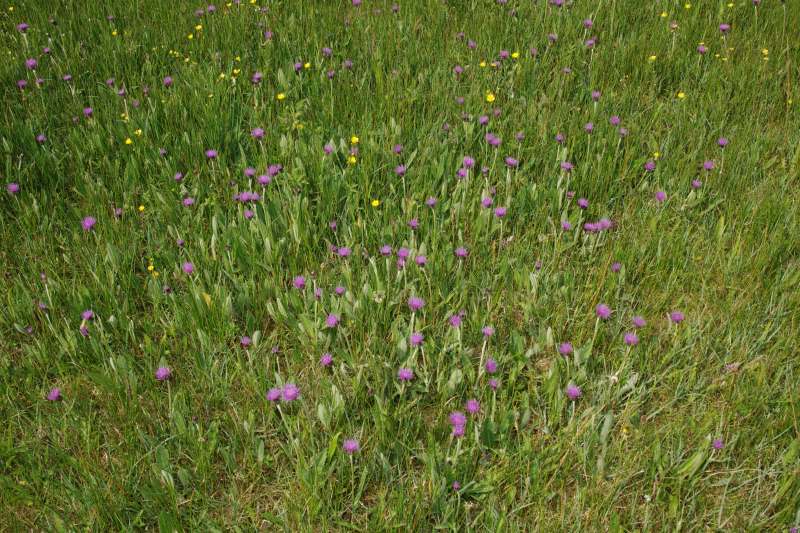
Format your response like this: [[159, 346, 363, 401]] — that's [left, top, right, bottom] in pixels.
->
[[112, 30, 118, 36], [684, 2, 691, 8], [124, 138, 133, 145], [660, 11, 668, 17], [276, 92, 286, 100], [486, 91, 496, 103], [350, 135, 359, 145], [138, 205, 145, 212], [511, 51, 520, 59], [147, 264, 154, 272], [347, 155, 357, 165], [187, 33, 193, 40], [653, 151, 661, 160], [235, 56, 241, 62], [677, 91, 686, 99], [479, 60, 487, 68], [648, 55, 657, 62], [195, 24, 202, 31], [304, 62, 311, 69], [134, 129, 142, 136], [371, 199, 380, 207]]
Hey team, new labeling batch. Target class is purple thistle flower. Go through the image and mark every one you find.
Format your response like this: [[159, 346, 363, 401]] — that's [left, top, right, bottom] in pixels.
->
[[281, 383, 300, 402], [205, 149, 218, 159], [465, 399, 480, 414], [182, 197, 195, 207], [624, 332, 639, 346], [448, 314, 462, 328], [504, 156, 519, 168], [251, 127, 265, 139], [455, 247, 468, 258], [81, 216, 97, 231], [644, 160, 656, 172], [380, 245, 392, 256], [342, 439, 360, 454], [719, 23, 731, 33], [481, 197, 493, 208], [266, 387, 281, 402], [703, 160, 715, 171], [463, 155, 476, 168], [561, 220, 572, 231], [451, 424, 466, 438], [47, 388, 62, 401], [632, 316, 647, 328], [558, 342, 573, 356], [325, 314, 340, 328], [335, 286, 346, 296], [712, 438, 724, 450], [36, 134, 46, 144], [408, 297, 425, 312], [162, 76, 173, 87], [17, 22, 29, 33], [485, 358, 498, 374], [293, 276, 306, 289], [337, 246, 351, 257], [240, 336, 252, 348], [449, 411, 467, 427], [610, 115, 621, 126], [655, 191, 667, 203], [25, 58, 38, 70], [560, 161, 574, 172], [697, 45, 708, 54], [669, 310, 685, 323], [7, 183, 20, 195], [425, 196, 438, 207], [323, 142, 334, 154], [717, 137, 729, 148], [320, 352, 333, 367], [397, 367, 414, 381], [489, 378, 499, 390], [596, 304, 612, 319], [591, 90, 601, 101], [566, 384, 582, 400], [482, 326, 494, 337], [155, 366, 172, 381], [410, 332, 424, 347], [408, 218, 419, 230], [611, 262, 622, 273], [397, 247, 410, 259], [414, 255, 426, 266], [692, 179, 703, 189], [577, 198, 589, 209], [182, 262, 194, 274], [584, 122, 594, 134], [494, 207, 507, 218]]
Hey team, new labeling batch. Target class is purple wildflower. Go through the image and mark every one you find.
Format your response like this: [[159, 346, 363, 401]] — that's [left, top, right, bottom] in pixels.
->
[[155, 367, 172, 381], [596, 304, 612, 319]]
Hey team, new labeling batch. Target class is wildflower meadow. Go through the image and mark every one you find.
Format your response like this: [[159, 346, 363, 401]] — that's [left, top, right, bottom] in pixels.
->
[[2, 0, 800, 530]]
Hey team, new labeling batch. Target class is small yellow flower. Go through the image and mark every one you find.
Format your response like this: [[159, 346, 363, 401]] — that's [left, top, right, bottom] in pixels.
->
[[153, 271, 160, 278], [511, 51, 520, 59], [8, 6, 14, 11], [304, 62, 311, 69], [195, 24, 202, 31], [187, 33, 194, 40], [684, 3, 691, 9], [653, 151, 661, 160], [727, 2, 733, 6], [276, 92, 286, 100], [347, 155, 357, 165], [219, 73, 226, 79], [350, 135, 359, 145], [138, 205, 145, 212], [371, 199, 380, 207], [660, 11, 668, 18], [486, 91, 496, 103], [124, 138, 133, 145], [134, 129, 143, 136], [111, 30, 118, 36], [479, 60, 487, 68], [232, 68, 240, 76], [761, 48, 769, 55], [147, 265, 154, 272], [235, 56, 241, 62], [677, 91, 686, 99], [648, 55, 657, 62], [208, 93, 214, 98]]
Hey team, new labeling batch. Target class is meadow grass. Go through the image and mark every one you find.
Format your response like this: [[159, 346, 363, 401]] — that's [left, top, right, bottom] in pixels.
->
[[1, 0, 799, 530]]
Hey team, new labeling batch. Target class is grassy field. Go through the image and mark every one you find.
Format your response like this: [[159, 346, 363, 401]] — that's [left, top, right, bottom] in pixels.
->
[[2, 0, 799, 530]]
